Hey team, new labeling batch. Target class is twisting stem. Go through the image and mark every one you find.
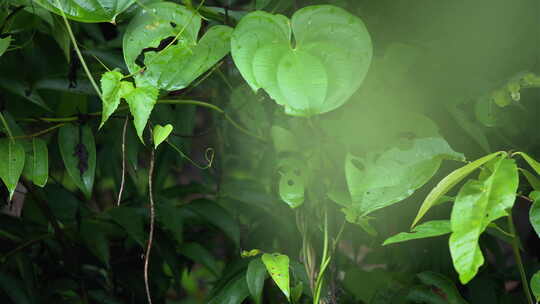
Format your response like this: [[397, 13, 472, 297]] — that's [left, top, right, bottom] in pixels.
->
[[314, 209, 330, 304], [116, 117, 128, 206], [144, 148, 156, 304], [13, 123, 65, 139], [508, 213, 534, 304]]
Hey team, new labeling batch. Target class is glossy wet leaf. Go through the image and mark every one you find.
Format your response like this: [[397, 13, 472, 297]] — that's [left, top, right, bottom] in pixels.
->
[[412, 151, 506, 228], [124, 83, 158, 142], [261, 253, 290, 301], [246, 258, 267, 304], [123, 2, 232, 91], [22, 138, 48, 187], [0, 36, 11, 57], [153, 124, 173, 149], [383, 220, 451, 246], [449, 158, 518, 284], [58, 124, 96, 199], [345, 137, 463, 216], [531, 271, 540, 302], [34, 0, 135, 23], [231, 5, 372, 116], [0, 139, 25, 200]]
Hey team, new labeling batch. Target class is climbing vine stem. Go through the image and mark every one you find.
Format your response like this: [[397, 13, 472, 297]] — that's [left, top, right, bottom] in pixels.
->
[[508, 212, 534, 304]]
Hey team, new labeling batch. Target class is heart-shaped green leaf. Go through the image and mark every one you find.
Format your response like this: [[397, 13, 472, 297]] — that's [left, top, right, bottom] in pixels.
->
[[0, 139, 25, 200], [153, 124, 173, 149], [231, 5, 372, 116], [34, 0, 135, 23], [124, 81, 158, 142], [261, 253, 290, 301], [123, 2, 233, 91]]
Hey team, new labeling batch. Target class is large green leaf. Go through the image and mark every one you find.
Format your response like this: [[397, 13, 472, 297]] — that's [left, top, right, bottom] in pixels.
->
[[58, 124, 96, 199], [231, 5, 372, 116], [344, 137, 463, 216], [123, 2, 232, 91], [124, 82, 158, 142], [261, 253, 290, 301], [412, 151, 506, 228], [207, 271, 250, 304], [0, 139, 25, 200], [449, 158, 518, 284], [22, 138, 49, 187], [246, 258, 267, 304], [383, 220, 451, 246], [34, 0, 135, 23]]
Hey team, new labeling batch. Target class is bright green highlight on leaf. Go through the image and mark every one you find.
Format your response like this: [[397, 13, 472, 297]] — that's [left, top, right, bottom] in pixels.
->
[[34, 0, 135, 23], [383, 220, 451, 246], [412, 151, 506, 228], [123, 2, 233, 91], [0, 139, 25, 200], [531, 271, 540, 303], [261, 253, 290, 301], [449, 158, 518, 284], [231, 5, 372, 116], [0, 36, 11, 57], [152, 124, 173, 149]]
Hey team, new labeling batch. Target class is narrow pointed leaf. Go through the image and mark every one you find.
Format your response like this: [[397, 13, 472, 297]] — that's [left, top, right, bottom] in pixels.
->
[[22, 138, 48, 187], [246, 258, 267, 304], [412, 151, 505, 228], [0, 36, 11, 57], [0, 139, 25, 200], [383, 220, 451, 246]]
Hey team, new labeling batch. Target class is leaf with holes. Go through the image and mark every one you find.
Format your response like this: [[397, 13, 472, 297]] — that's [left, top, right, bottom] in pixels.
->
[[123, 2, 233, 91], [261, 253, 290, 301], [22, 138, 48, 187], [278, 161, 305, 208], [0, 139, 25, 200], [58, 124, 96, 199], [449, 158, 518, 284], [231, 5, 372, 116], [33, 0, 135, 23]]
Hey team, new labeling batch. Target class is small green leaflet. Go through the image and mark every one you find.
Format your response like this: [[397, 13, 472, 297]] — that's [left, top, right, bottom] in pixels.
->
[[261, 253, 290, 301], [33, 0, 135, 23], [383, 220, 451, 246], [530, 271, 540, 303], [58, 124, 96, 199], [123, 2, 233, 91], [0, 36, 11, 57], [22, 138, 48, 187], [153, 124, 173, 149], [412, 151, 506, 228], [0, 139, 25, 200], [124, 82, 158, 142], [231, 5, 372, 116], [449, 158, 518, 284]]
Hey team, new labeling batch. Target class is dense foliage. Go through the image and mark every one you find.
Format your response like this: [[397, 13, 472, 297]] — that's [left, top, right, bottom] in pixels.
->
[[0, 0, 540, 303]]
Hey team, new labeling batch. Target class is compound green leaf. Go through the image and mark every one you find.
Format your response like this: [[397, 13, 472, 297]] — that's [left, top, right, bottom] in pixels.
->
[[412, 151, 505, 228], [58, 124, 96, 199], [124, 83, 158, 142], [22, 138, 48, 187], [0, 36, 11, 57], [246, 258, 267, 304], [231, 5, 372, 116], [152, 124, 173, 149], [261, 253, 290, 301], [0, 139, 25, 200], [449, 158, 518, 284], [531, 271, 540, 303], [34, 0, 135, 23], [123, 2, 232, 91], [345, 137, 463, 216], [383, 220, 451, 246]]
